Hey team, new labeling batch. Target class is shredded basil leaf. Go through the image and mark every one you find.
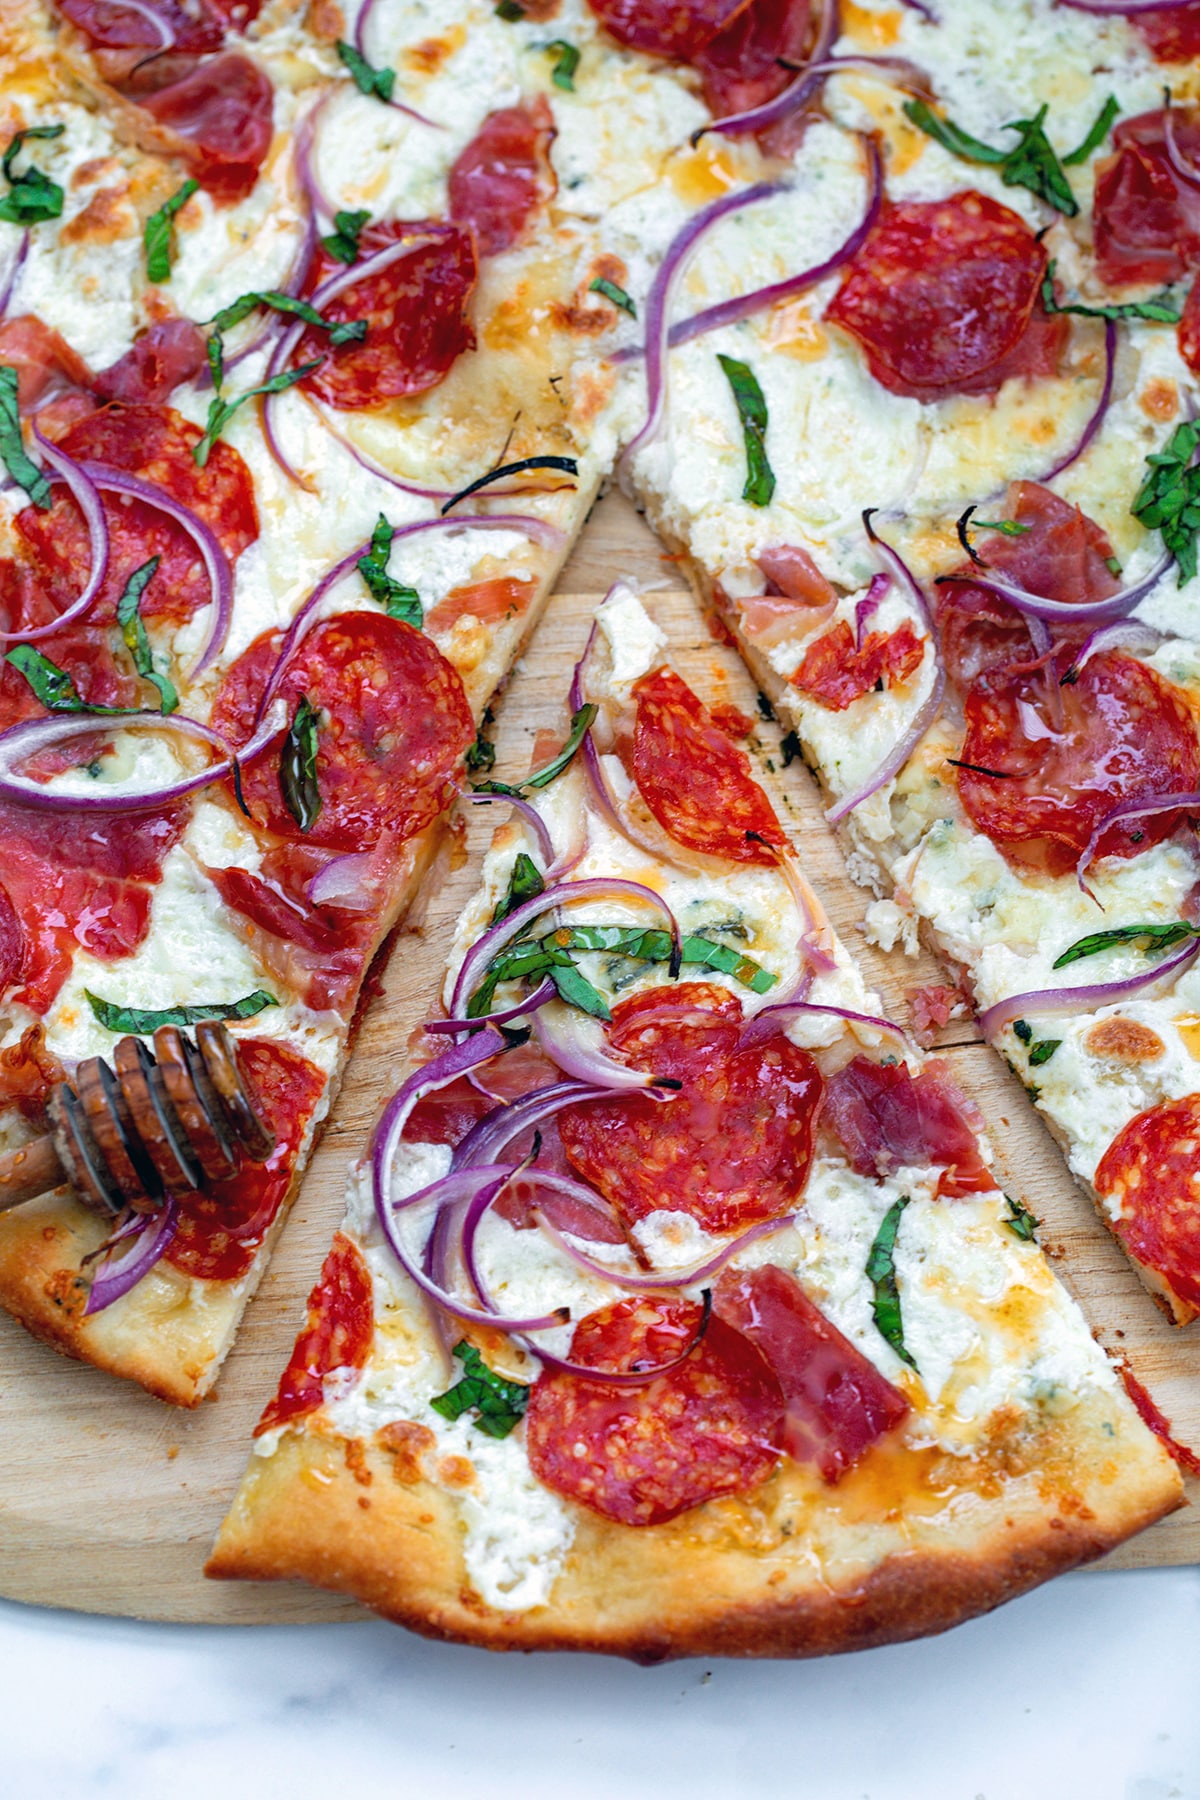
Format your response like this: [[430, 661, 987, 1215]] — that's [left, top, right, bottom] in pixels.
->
[[1053, 920, 1200, 968], [549, 959, 611, 1018], [279, 694, 322, 833], [589, 274, 636, 316], [866, 1195, 917, 1371], [474, 703, 596, 796], [1132, 419, 1200, 584], [1003, 1194, 1041, 1242], [0, 366, 51, 509], [973, 518, 1031, 538], [492, 852, 545, 925], [356, 513, 422, 625], [143, 179, 198, 284], [1062, 94, 1119, 166], [1013, 1018, 1033, 1045], [495, 0, 525, 18], [903, 98, 1077, 215], [1042, 259, 1182, 324], [779, 729, 803, 769], [5, 644, 130, 715], [320, 207, 371, 265], [336, 39, 396, 101], [431, 1340, 530, 1438], [0, 125, 65, 225], [717, 355, 775, 507], [546, 39, 580, 90], [549, 923, 777, 994], [193, 360, 322, 467], [85, 989, 278, 1035], [466, 705, 497, 775], [207, 290, 366, 389], [1027, 1038, 1061, 1067], [115, 556, 177, 714], [441, 454, 579, 516]]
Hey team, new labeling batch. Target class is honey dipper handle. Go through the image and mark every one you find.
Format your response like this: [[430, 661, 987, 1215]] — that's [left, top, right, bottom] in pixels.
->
[[0, 1134, 67, 1211]]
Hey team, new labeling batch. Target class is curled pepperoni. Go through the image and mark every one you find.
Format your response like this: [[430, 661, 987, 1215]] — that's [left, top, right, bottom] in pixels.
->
[[1095, 1094, 1200, 1312], [1094, 109, 1200, 289], [1134, 4, 1200, 61], [792, 618, 924, 713], [525, 1296, 783, 1525], [166, 1039, 327, 1283], [448, 100, 555, 259], [140, 53, 274, 204], [211, 612, 473, 853], [695, 0, 814, 120], [823, 1056, 993, 1200], [827, 193, 1063, 401], [94, 320, 208, 405], [298, 221, 476, 410], [714, 1264, 908, 1481], [558, 982, 823, 1233], [956, 651, 1200, 877], [0, 316, 93, 410], [631, 666, 788, 865], [586, 0, 752, 60], [16, 403, 257, 625], [255, 1230, 374, 1434]]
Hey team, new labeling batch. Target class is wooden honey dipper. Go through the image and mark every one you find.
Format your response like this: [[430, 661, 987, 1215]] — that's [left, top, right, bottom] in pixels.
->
[[0, 1022, 276, 1216]]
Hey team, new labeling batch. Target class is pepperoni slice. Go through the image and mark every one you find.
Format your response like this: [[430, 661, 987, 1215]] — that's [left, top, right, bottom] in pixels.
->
[[823, 1056, 993, 1200], [827, 194, 1062, 401], [94, 320, 208, 406], [956, 651, 1200, 878], [1094, 1094, 1200, 1312], [1094, 109, 1200, 289], [0, 316, 93, 410], [558, 982, 823, 1233], [255, 1231, 374, 1435], [714, 1264, 909, 1480], [585, 0, 752, 60], [166, 1039, 327, 1282], [936, 482, 1120, 694], [54, 0, 221, 52], [297, 221, 477, 410], [448, 100, 555, 260], [631, 666, 788, 865], [210, 612, 473, 853], [140, 53, 274, 204], [525, 1296, 783, 1525], [694, 0, 814, 120], [16, 403, 257, 626], [792, 619, 924, 713], [1134, 6, 1200, 64]]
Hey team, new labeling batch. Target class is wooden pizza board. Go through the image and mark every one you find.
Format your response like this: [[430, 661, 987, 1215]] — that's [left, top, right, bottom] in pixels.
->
[[0, 492, 1195, 1626]]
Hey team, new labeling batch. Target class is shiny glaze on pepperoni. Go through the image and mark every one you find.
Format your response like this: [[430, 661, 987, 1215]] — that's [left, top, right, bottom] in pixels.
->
[[166, 1039, 327, 1283], [140, 53, 275, 204], [1093, 108, 1200, 289], [714, 1264, 909, 1481], [695, 0, 813, 120], [956, 651, 1200, 878], [586, 0, 751, 60], [558, 982, 824, 1233], [791, 618, 924, 713], [255, 1230, 374, 1434], [298, 221, 477, 410], [823, 1056, 993, 1200], [827, 193, 1064, 401], [1095, 1093, 1200, 1312], [16, 403, 257, 625], [1134, 4, 1200, 61], [94, 320, 208, 405], [212, 612, 472, 853], [631, 665, 789, 865], [448, 99, 555, 259], [524, 1295, 784, 1525]]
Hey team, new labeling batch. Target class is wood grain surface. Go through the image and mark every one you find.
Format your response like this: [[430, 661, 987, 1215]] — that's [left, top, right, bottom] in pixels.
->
[[0, 493, 1194, 1626]]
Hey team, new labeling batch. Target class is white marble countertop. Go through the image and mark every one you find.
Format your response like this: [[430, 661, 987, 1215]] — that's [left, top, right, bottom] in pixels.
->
[[4, 1570, 1199, 1798]]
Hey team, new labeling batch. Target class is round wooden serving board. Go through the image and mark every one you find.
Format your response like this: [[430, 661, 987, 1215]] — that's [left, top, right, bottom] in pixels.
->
[[0, 495, 1195, 1625]]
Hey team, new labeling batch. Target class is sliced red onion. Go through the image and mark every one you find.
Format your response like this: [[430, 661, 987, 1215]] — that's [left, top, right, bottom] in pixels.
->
[[294, 94, 335, 223], [898, 0, 938, 18], [694, 0, 838, 141], [533, 1001, 670, 1092], [519, 1299, 713, 1387], [305, 851, 378, 911], [426, 976, 557, 1036], [621, 181, 786, 468], [1058, 0, 1197, 12], [1039, 318, 1117, 484], [10, 433, 109, 644], [100, 0, 176, 48], [861, 509, 937, 636], [466, 789, 555, 865], [451, 1079, 608, 1171], [740, 998, 908, 1050], [855, 571, 890, 648], [1063, 619, 1165, 678], [978, 935, 1200, 1038], [0, 229, 29, 318], [352, 0, 439, 127], [1075, 787, 1200, 887], [308, 403, 452, 499], [532, 1184, 795, 1292], [84, 1200, 178, 1314], [776, 854, 838, 978], [938, 548, 1173, 625]]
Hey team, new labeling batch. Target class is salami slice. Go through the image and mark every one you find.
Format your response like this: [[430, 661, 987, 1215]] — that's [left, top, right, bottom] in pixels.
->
[[714, 1264, 909, 1480], [448, 100, 555, 259], [211, 612, 474, 853], [585, 0, 752, 61], [826, 194, 1061, 401], [1094, 1094, 1200, 1311], [823, 1056, 993, 1199], [166, 1039, 327, 1282], [255, 1230, 374, 1434], [558, 982, 824, 1232], [524, 1296, 783, 1525], [695, 0, 814, 120], [956, 651, 1200, 877], [17, 402, 257, 626], [1094, 109, 1200, 289], [94, 320, 208, 405], [298, 221, 477, 410], [791, 619, 924, 712], [140, 53, 274, 204], [631, 666, 789, 865]]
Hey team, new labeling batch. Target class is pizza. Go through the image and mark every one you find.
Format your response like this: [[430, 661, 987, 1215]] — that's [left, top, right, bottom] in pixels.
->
[[208, 586, 1182, 1657]]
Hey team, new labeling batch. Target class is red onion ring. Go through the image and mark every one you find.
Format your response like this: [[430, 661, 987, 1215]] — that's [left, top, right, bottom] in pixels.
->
[[1075, 787, 1200, 887], [855, 571, 890, 648], [977, 934, 1200, 1037], [10, 433, 109, 645], [0, 229, 29, 318], [99, 0, 176, 48], [307, 402, 452, 500], [530, 1182, 796, 1292], [352, 0, 440, 128], [1058, 0, 1197, 13], [694, 0, 839, 142], [898, 0, 938, 19], [84, 1199, 178, 1314], [1038, 318, 1117, 485], [305, 850, 378, 911], [426, 976, 558, 1036], [937, 548, 1173, 626], [1062, 619, 1165, 679], [740, 997, 909, 1049], [518, 1296, 713, 1387], [450, 1079, 609, 1171], [533, 1001, 677, 1092], [699, 43, 929, 143], [466, 789, 555, 865], [294, 94, 335, 223]]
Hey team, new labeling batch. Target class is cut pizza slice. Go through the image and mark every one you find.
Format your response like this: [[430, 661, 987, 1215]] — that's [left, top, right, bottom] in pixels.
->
[[208, 586, 1182, 1659]]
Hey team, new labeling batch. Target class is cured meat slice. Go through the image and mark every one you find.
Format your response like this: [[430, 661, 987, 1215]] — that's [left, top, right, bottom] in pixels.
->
[[631, 665, 789, 865], [585, 0, 752, 61], [448, 99, 555, 259], [0, 316, 92, 409], [94, 320, 208, 405], [714, 1263, 909, 1479], [211, 612, 474, 853], [791, 619, 924, 712], [1133, 5, 1200, 64], [695, 0, 813, 119], [139, 52, 274, 204], [54, 0, 221, 53], [827, 193, 1063, 401], [558, 983, 824, 1233], [1093, 108, 1200, 289], [524, 1296, 784, 1525], [255, 1231, 374, 1433], [823, 1056, 994, 1199], [298, 221, 477, 410], [956, 651, 1200, 877], [1095, 1094, 1200, 1313]]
